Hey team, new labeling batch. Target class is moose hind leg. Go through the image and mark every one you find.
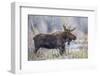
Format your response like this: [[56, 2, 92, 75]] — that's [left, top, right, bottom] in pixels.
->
[[34, 42, 40, 54], [34, 47, 39, 54]]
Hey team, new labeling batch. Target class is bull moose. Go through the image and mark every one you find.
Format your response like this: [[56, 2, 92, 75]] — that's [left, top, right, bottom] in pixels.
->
[[33, 24, 76, 55]]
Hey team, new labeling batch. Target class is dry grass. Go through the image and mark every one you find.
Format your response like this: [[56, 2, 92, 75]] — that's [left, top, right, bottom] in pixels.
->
[[68, 50, 88, 59], [28, 48, 88, 61]]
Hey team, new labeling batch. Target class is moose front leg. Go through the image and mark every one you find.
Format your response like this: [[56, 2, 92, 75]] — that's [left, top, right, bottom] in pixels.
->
[[59, 44, 65, 56]]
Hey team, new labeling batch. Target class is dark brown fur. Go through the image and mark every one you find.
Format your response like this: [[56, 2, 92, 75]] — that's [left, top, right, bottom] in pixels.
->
[[33, 31, 76, 55]]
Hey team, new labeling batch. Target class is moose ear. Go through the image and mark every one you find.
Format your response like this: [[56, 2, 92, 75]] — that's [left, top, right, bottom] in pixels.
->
[[70, 27, 76, 32]]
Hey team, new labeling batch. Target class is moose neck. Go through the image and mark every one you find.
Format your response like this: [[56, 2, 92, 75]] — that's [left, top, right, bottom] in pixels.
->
[[61, 32, 69, 41]]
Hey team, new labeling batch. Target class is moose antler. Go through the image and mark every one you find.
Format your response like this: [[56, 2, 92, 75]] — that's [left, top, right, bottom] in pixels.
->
[[63, 24, 68, 31], [63, 24, 76, 32], [70, 27, 76, 32]]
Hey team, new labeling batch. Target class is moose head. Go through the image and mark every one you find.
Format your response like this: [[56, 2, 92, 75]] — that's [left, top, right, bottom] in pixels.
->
[[62, 24, 76, 45]]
